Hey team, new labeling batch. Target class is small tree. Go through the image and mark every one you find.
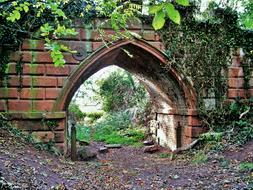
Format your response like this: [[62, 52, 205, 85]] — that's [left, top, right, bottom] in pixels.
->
[[96, 70, 148, 112]]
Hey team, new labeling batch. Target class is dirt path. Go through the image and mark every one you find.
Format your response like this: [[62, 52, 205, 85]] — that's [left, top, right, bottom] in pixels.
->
[[0, 129, 252, 190]]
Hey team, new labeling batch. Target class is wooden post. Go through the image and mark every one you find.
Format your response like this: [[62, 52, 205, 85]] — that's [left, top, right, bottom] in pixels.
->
[[176, 122, 182, 148], [71, 125, 77, 161]]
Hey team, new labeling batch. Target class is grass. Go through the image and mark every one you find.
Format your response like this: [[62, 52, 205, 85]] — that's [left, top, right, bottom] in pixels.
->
[[76, 122, 145, 146], [94, 127, 145, 146], [75, 111, 146, 146]]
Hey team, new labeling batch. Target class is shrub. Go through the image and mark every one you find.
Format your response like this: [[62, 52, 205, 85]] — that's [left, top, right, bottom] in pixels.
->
[[68, 103, 85, 121], [86, 112, 104, 123], [96, 69, 148, 112]]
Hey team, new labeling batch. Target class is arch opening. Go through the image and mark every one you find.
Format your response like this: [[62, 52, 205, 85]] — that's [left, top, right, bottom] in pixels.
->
[[54, 39, 198, 150]]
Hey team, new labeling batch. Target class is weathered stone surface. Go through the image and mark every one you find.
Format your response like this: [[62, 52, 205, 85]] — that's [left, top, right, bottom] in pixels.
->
[[98, 147, 108, 153], [32, 131, 54, 143], [143, 145, 160, 153], [143, 140, 154, 146], [77, 147, 97, 161]]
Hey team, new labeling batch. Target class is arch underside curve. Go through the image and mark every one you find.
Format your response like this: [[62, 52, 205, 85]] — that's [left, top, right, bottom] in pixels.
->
[[54, 39, 199, 150]]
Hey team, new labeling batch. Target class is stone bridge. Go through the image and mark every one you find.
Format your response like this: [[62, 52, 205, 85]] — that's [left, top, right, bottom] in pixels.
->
[[0, 19, 251, 152]]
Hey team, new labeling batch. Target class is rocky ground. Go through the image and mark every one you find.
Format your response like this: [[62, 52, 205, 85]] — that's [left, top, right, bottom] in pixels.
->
[[0, 128, 252, 190]]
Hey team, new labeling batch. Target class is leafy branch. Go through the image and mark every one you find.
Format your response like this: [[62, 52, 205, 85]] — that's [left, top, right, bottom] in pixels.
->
[[149, 0, 190, 30]]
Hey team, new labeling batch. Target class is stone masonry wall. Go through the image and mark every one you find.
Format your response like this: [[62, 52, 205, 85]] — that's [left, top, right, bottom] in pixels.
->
[[0, 19, 251, 152]]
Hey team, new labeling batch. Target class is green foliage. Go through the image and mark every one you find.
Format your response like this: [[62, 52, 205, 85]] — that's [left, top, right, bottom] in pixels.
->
[[76, 111, 145, 146], [96, 69, 148, 112], [176, 0, 190, 7], [68, 103, 85, 121], [42, 119, 59, 131], [76, 123, 90, 142], [239, 162, 253, 172], [237, 0, 253, 29], [192, 151, 209, 164], [93, 112, 145, 146], [149, 0, 190, 30], [94, 111, 132, 132], [159, 5, 253, 107], [86, 112, 104, 123], [0, 0, 142, 72], [94, 127, 144, 146], [200, 98, 253, 151], [200, 132, 223, 142], [159, 153, 172, 158]]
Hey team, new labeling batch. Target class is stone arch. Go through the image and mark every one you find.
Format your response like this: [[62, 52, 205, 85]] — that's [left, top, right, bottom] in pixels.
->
[[53, 39, 199, 150]]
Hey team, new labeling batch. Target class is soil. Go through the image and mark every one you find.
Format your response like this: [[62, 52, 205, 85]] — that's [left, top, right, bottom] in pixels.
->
[[0, 128, 252, 190]]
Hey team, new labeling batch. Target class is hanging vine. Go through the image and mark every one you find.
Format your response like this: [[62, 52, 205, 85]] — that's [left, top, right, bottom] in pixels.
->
[[154, 4, 253, 109]]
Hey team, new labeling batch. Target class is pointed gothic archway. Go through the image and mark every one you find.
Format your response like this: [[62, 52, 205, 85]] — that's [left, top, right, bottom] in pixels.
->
[[53, 39, 200, 150]]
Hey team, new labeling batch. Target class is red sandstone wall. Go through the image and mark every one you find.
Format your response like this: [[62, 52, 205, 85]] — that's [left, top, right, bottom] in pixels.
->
[[0, 21, 164, 151], [0, 20, 251, 151]]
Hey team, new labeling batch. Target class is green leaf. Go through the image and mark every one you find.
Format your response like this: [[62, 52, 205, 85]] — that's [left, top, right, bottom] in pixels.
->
[[23, 5, 29, 13], [149, 4, 163, 14], [40, 23, 54, 37], [152, 10, 165, 30], [13, 10, 20, 20], [165, 3, 181, 25], [176, 0, 190, 6]]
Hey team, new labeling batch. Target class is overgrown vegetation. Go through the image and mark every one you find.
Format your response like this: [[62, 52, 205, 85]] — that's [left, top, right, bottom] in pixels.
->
[[0, 113, 60, 155], [185, 98, 253, 160], [76, 111, 145, 146], [201, 98, 253, 145], [158, 2, 253, 108], [96, 69, 148, 112], [68, 103, 86, 121], [69, 68, 149, 146]]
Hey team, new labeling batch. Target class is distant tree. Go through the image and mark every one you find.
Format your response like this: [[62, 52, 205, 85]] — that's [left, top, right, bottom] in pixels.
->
[[96, 70, 148, 112]]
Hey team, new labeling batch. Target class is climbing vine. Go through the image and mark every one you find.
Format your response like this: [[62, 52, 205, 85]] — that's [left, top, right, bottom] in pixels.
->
[[155, 3, 253, 109]]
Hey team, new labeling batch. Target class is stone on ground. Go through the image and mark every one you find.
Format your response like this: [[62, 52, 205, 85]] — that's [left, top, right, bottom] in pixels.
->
[[77, 147, 97, 161], [143, 145, 160, 153], [98, 147, 108, 153], [143, 140, 154, 146]]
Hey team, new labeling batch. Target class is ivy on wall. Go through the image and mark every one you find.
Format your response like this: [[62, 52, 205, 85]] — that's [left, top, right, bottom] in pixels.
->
[[155, 4, 253, 109]]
